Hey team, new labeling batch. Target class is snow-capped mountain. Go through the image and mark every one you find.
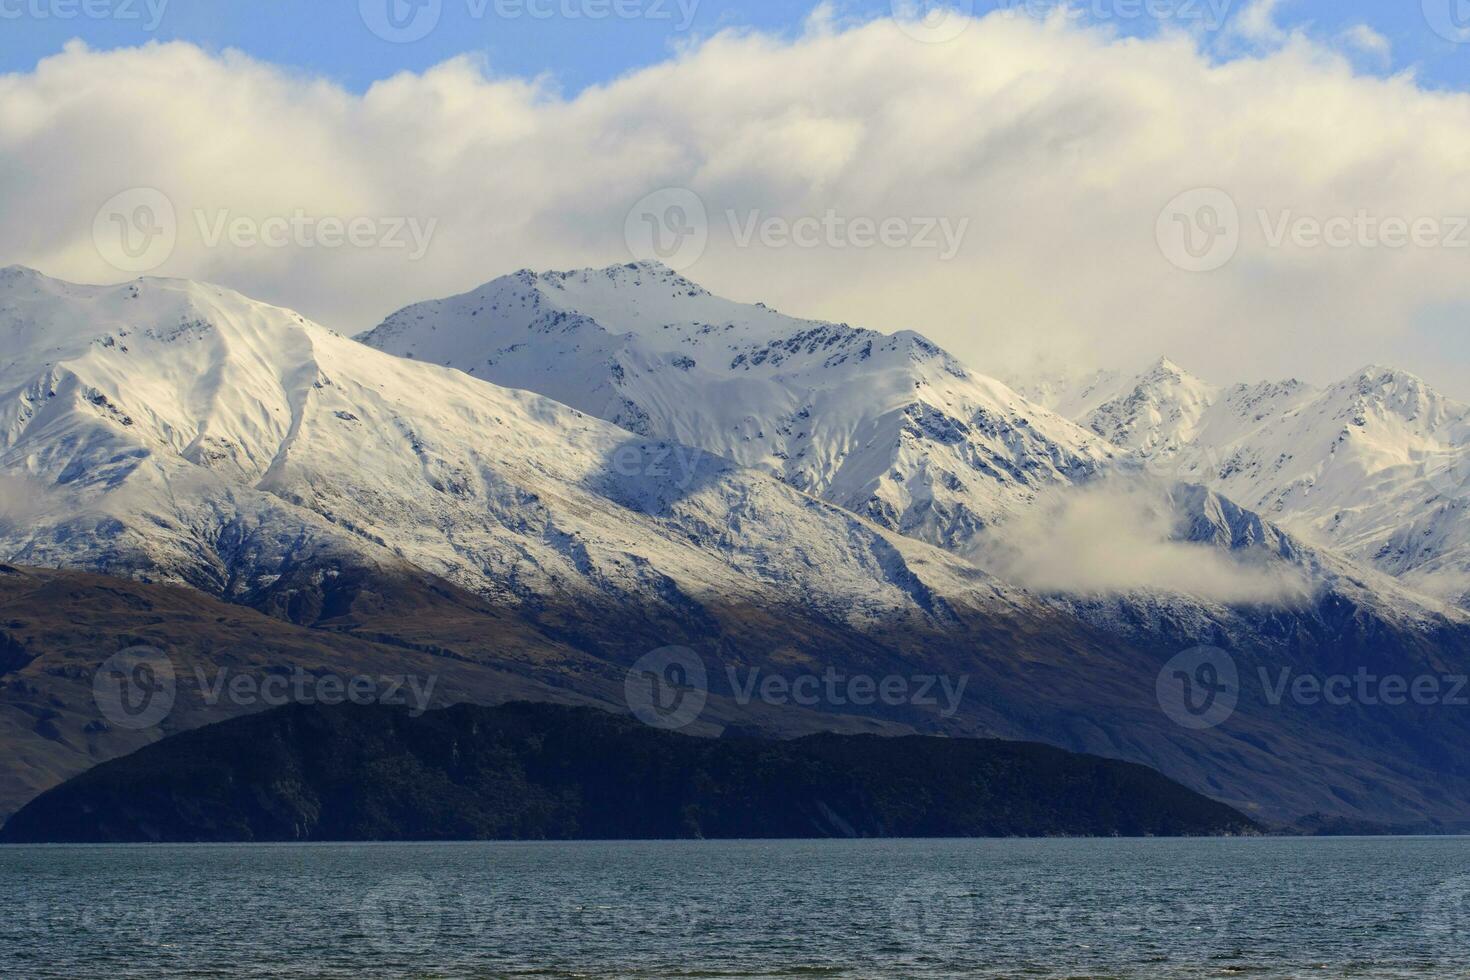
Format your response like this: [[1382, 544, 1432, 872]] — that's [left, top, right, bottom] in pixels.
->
[[360, 262, 1113, 551], [359, 262, 1470, 618], [4, 262, 1429, 632], [1077, 357, 1220, 455], [1036, 355, 1470, 604], [9, 264, 1470, 827], [0, 264, 1012, 626]]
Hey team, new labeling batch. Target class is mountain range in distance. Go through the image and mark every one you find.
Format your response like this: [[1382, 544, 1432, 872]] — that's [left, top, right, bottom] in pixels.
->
[[1016, 355, 1470, 606], [3, 260, 1470, 833]]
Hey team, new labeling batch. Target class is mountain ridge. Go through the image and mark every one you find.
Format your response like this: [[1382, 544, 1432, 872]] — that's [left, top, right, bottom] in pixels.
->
[[6, 264, 1470, 828], [1031, 353, 1470, 606], [360, 261, 1115, 553]]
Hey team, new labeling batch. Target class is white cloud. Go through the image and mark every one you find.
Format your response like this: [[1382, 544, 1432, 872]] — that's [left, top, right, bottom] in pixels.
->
[[967, 479, 1312, 603], [3, 16, 1470, 397], [1340, 24, 1391, 64], [1234, 0, 1288, 44]]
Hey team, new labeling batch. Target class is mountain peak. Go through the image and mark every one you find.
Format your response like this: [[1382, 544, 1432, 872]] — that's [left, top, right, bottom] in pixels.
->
[[511, 260, 710, 297], [1137, 356, 1206, 387], [0, 264, 63, 289], [1348, 364, 1430, 389], [1079, 356, 1220, 454], [360, 262, 1112, 552]]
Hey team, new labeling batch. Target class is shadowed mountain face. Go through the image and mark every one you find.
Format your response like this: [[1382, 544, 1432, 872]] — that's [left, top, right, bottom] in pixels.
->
[[6, 563, 1470, 832], [0, 701, 1259, 843]]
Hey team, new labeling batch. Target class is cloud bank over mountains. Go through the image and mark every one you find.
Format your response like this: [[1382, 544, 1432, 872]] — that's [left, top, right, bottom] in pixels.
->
[[4, 9, 1470, 393]]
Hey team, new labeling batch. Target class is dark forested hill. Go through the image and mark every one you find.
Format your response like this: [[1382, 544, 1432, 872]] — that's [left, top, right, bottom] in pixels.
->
[[0, 701, 1257, 842]]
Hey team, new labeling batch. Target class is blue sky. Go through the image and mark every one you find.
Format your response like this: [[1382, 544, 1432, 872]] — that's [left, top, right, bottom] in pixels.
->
[[3, 0, 1469, 94]]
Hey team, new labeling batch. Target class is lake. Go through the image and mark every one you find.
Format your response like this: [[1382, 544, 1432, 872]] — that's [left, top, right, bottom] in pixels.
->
[[4, 837, 1469, 977]]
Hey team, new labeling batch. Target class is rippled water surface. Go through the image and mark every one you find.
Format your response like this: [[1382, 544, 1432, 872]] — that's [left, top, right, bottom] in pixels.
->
[[5, 837, 1470, 978]]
